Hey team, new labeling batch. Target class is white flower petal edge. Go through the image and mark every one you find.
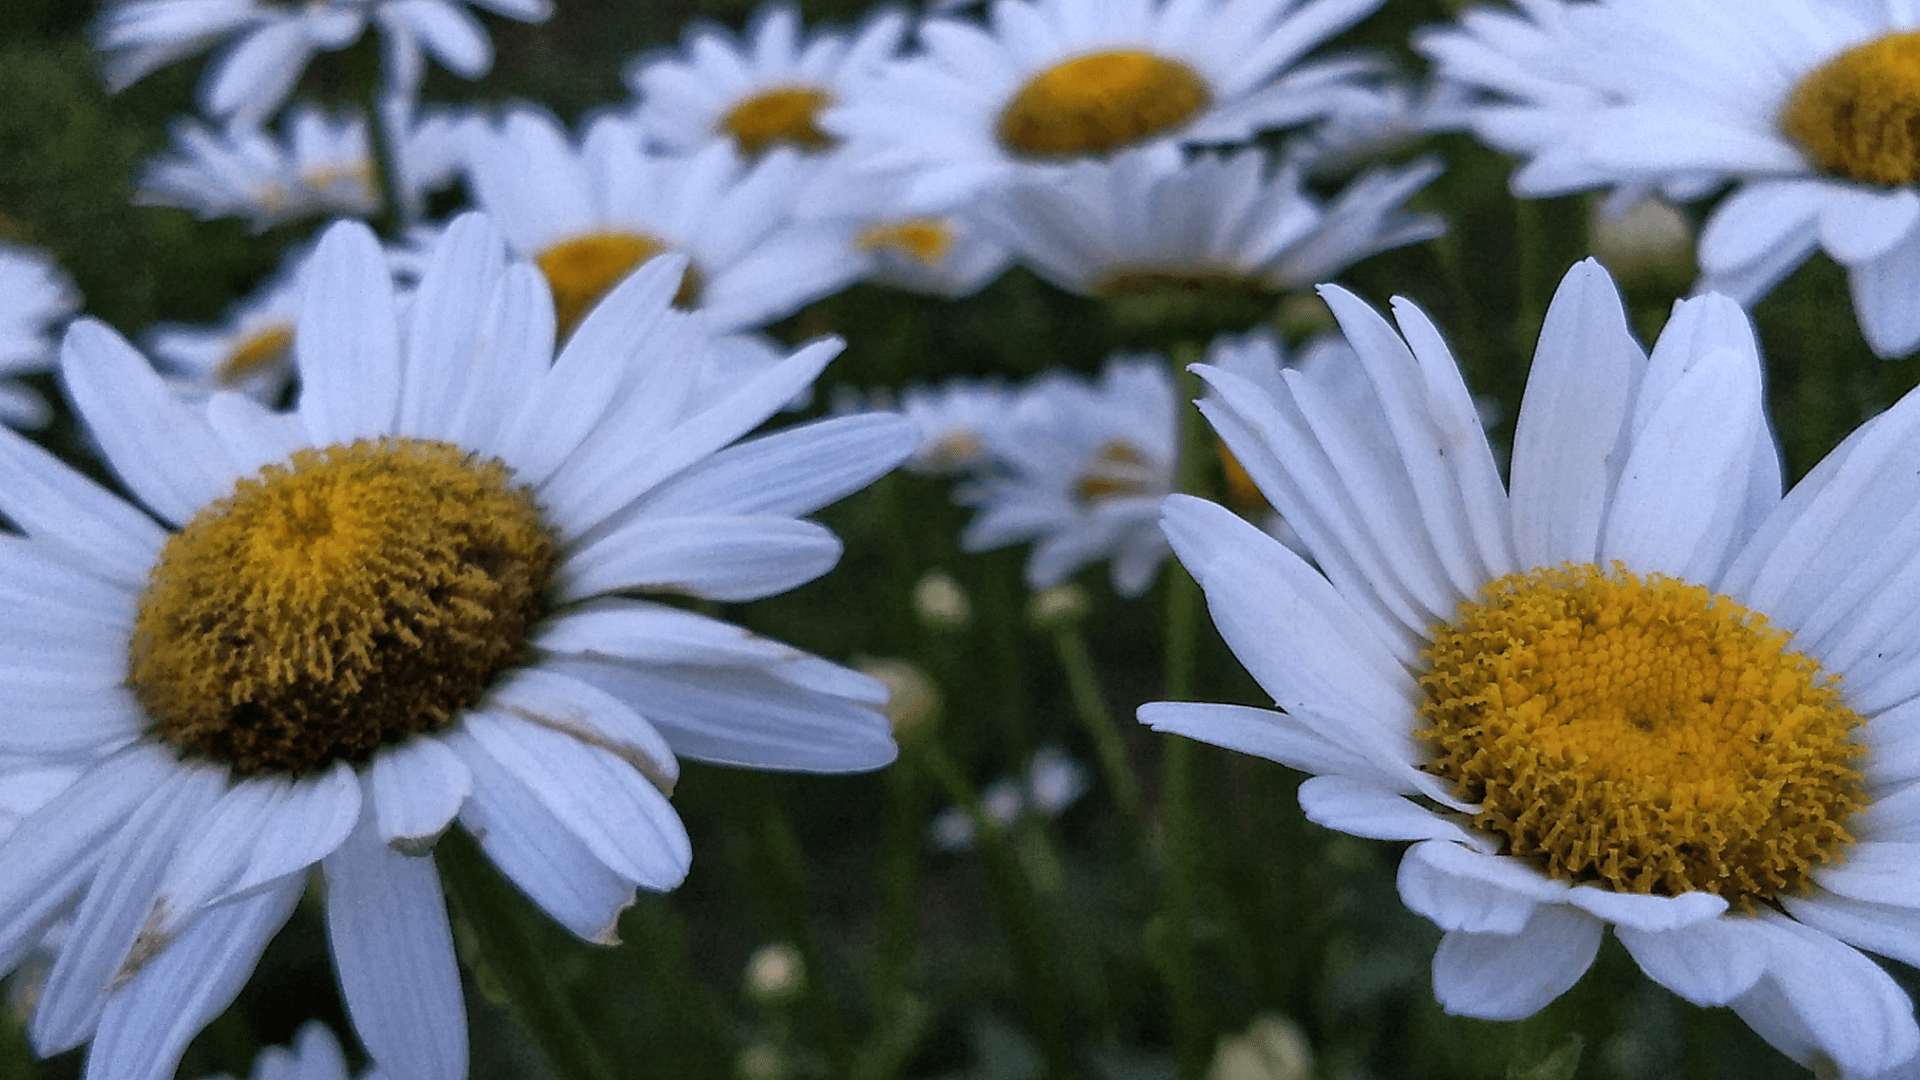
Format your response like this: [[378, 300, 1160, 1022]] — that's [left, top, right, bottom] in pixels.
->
[[0, 211, 914, 1080], [1142, 258, 1920, 1076]]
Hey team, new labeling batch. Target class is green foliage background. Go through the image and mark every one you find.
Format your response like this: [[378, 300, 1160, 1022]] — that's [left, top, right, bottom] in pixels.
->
[[1, 2, 1911, 1078]]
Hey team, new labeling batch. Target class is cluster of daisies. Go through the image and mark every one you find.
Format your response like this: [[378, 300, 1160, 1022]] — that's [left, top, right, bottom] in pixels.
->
[[4, 0, 1920, 1077]]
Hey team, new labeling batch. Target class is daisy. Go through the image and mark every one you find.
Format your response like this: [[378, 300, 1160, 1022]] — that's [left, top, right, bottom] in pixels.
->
[[973, 145, 1443, 335], [94, 0, 552, 126], [0, 243, 80, 431], [824, 0, 1389, 211], [625, 4, 908, 158], [1279, 74, 1470, 178], [0, 213, 915, 1080], [928, 746, 1088, 851], [464, 109, 867, 338], [1418, 0, 1920, 358], [959, 355, 1175, 597], [1142, 259, 1920, 1076], [799, 161, 1015, 299], [144, 244, 318, 404], [896, 377, 1015, 474]]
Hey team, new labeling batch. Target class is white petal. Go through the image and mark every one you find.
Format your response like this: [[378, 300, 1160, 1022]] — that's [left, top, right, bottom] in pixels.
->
[[1617, 915, 1764, 1006], [555, 516, 843, 604], [0, 427, 165, 588], [296, 221, 401, 445], [1731, 912, 1920, 1078], [203, 22, 314, 123], [387, 0, 490, 77], [1785, 890, 1920, 971], [451, 732, 635, 943], [396, 212, 508, 441], [324, 808, 466, 1080], [87, 874, 303, 1080], [1813, 841, 1920, 908], [1508, 260, 1643, 569], [1296, 776, 1489, 849], [462, 711, 691, 891], [369, 736, 471, 854], [1559, 886, 1724, 932], [1850, 224, 1920, 359], [1430, 903, 1602, 1021], [1819, 186, 1920, 267], [61, 319, 238, 527], [482, 666, 678, 791], [629, 413, 920, 519], [1397, 840, 1562, 935]]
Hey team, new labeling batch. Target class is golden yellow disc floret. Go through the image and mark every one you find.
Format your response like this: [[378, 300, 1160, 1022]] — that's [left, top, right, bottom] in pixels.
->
[[535, 232, 702, 341], [721, 86, 837, 157], [857, 218, 956, 267], [1419, 563, 1865, 906], [217, 324, 294, 387], [997, 50, 1211, 160], [1782, 30, 1920, 186], [130, 439, 557, 776], [1073, 439, 1160, 504]]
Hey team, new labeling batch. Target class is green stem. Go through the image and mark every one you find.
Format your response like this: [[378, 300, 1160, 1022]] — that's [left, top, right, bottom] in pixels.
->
[[1049, 622, 1145, 824], [1159, 347, 1210, 1079], [349, 40, 408, 239], [436, 830, 619, 1080], [754, 802, 856, 1071]]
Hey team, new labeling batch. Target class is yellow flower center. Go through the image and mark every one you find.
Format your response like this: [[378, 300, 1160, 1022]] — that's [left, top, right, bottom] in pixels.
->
[[535, 232, 702, 341], [1073, 439, 1160, 504], [130, 439, 557, 776], [997, 50, 1211, 160], [721, 86, 836, 157], [1782, 30, 1920, 185], [218, 324, 294, 386], [1419, 564, 1866, 906], [857, 218, 955, 267]]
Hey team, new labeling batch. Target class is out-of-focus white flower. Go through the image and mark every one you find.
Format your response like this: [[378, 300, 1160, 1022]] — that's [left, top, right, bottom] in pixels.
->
[[895, 377, 1013, 475], [1207, 1015, 1313, 1080], [137, 104, 467, 230], [974, 146, 1443, 334], [911, 571, 973, 630], [1419, 0, 1920, 357], [0, 244, 81, 430], [928, 747, 1089, 851], [143, 244, 322, 404], [626, 5, 907, 158], [93, 0, 552, 126], [958, 356, 1175, 597], [1281, 76, 1471, 177], [824, 0, 1389, 211], [464, 109, 865, 337], [1588, 196, 1696, 291], [194, 1021, 377, 1080], [744, 942, 806, 1003]]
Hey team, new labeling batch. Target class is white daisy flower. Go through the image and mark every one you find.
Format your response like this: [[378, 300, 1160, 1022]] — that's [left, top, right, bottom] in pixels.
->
[[625, 4, 908, 159], [800, 161, 1015, 298], [195, 1021, 375, 1080], [144, 245, 319, 404], [927, 746, 1088, 851], [95, 0, 551, 126], [464, 109, 867, 338], [973, 145, 1443, 334], [960, 356, 1175, 597], [0, 244, 81, 431], [1280, 74, 1470, 178], [824, 0, 1389, 211], [0, 213, 915, 1080], [1418, 0, 1920, 357], [1142, 259, 1920, 1077], [897, 377, 1015, 474]]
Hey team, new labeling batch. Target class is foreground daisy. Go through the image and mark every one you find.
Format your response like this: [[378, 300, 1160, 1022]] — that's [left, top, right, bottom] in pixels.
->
[[1143, 260, 1920, 1076], [464, 109, 865, 338], [825, 0, 1388, 210], [0, 214, 913, 1080], [1419, 0, 1920, 357], [626, 4, 907, 158], [958, 356, 1175, 597], [0, 243, 80, 430]]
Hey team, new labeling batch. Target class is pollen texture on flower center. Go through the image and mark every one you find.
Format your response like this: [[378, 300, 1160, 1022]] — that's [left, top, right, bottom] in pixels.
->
[[130, 438, 558, 776], [1781, 30, 1920, 186], [721, 86, 836, 157], [1418, 563, 1865, 906], [536, 231, 701, 340], [997, 50, 1211, 160]]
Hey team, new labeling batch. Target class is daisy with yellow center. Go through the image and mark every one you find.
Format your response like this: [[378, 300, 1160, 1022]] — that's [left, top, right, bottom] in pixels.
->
[[625, 5, 906, 158], [1419, 0, 1920, 358], [957, 357, 1176, 597], [1142, 261, 1920, 1077], [0, 214, 916, 1080], [464, 109, 865, 338], [145, 244, 318, 404], [823, 0, 1389, 212]]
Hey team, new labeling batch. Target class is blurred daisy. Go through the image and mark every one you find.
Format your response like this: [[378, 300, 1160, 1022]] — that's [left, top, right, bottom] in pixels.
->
[[1419, 0, 1920, 357], [1280, 75, 1470, 177], [960, 356, 1174, 596], [0, 244, 80, 430], [626, 4, 908, 158], [1143, 259, 1920, 1076], [929, 746, 1088, 851], [975, 145, 1443, 335], [0, 214, 914, 1080], [825, 0, 1388, 210], [144, 245, 320, 404], [897, 377, 1014, 474], [464, 109, 866, 338], [801, 162, 1014, 298], [194, 1021, 375, 1080], [94, 0, 551, 126]]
